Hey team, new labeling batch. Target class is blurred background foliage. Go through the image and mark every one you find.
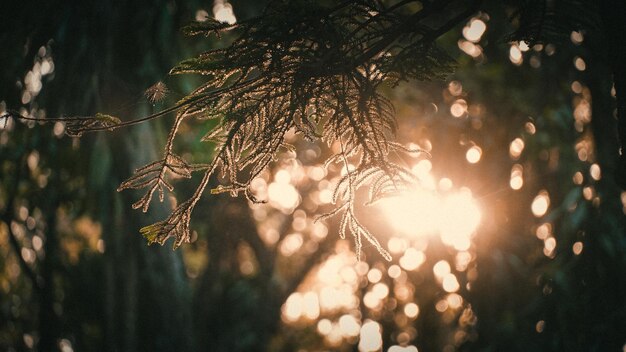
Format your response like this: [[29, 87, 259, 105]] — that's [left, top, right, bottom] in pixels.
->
[[1, 1, 625, 351]]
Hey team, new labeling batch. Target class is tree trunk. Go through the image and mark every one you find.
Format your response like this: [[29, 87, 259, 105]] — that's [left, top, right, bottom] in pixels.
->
[[93, 114, 193, 352], [599, 0, 626, 188]]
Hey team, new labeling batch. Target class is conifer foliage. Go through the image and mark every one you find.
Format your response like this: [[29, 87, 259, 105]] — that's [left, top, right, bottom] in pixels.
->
[[4, 0, 483, 258], [139, 0, 468, 258], [5, 0, 621, 260]]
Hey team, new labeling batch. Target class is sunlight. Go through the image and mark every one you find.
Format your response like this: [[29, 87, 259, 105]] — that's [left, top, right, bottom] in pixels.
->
[[359, 321, 383, 352], [509, 44, 523, 65], [465, 145, 482, 163], [463, 18, 487, 43], [389, 346, 418, 352], [399, 248, 426, 271], [433, 260, 451, 280], [338, 314, 361, 337], [268, 169, 300, 212], [531, 190, 550, 217], [509, 137, 525, 159], [403, 303, 419, 318], [510, 164, 524, 190], [378, 186, 481, 251], [442, 273, 460, 292], [213, 0, 236, 24], [317, 319, 332, 335]]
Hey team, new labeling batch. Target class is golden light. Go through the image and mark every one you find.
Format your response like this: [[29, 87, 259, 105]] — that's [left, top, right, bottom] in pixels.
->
[[268, 169, 300, 212], [279, 233, 303, 256], [438, 191, 481, 250], [317, 319, 333, 335], [302, 291, 320, 319], [590, 163, 601, 180], [571, 31, 584, 44], [389, 346, 418, 352], [574, 100, 592, 129], [439, 178, 453, 191], [435, 300, 449, 312], [379, 188, 440, 236], [544, 237, 556, 257], [53, 121, 65, 137], [531, 190, 550, 217], [311, 222, 328, 239], [283, 293, 303, 322], [319, 285, 358, 311], [518, 41, 530, 51], [339, 314, 361, 337], [340, 266, 358, 285], [535, 223, 551, 239], [308, 165, 326, 181], [259, 227, 279, 245], [446, 293, 464, 309], [509, 138, 525, 159], [317, 256, 347, 285], [455, 251, 472, 271], [320, 287, 347, 311], [213, 0, 237, 24], [433, 260, 451, 280], [318, 188, 333, 204], [544, 237, 556, 251], [372, 283, 390, 300], [573, 171, 584, 185], [379, 186, 481, 251], [450, 99, 468, 118], [466, 146, 482, 164], [509, 45, 523, 65], [411, 159, 432, 178], [326, 325, 343, 346], [399, 248, 426, 271], [355, 261, 369, 276], [448, 81, 463, 96], [403, 303, 419, 318], [388, 265, 402, 279], [367, 268, 383, 283], [394, 283, 412, 301], [310, 253, 360, 314], [463, 19, 487, 43], [359, 321, 383, 352], [510, 164, 524, 190], [574, 57, 586, 71], [387, 237, 408, 254], [196, 9, 209, 21], [442, 273, 460, 293], [458, 40, 483, 58], [363, 292, 381, 310], [536, 320, 546, 333], [572, 241, 583, 255]]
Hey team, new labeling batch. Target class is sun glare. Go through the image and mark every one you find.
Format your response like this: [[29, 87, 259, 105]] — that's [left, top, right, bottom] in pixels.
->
[[378, 186, 481, 251]]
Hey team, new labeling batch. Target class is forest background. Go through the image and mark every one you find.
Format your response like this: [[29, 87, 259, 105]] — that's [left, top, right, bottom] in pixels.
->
[[1, 0, 625, 351]]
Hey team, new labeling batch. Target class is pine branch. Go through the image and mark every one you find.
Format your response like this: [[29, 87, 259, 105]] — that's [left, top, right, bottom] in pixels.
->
[[10, 0, 479, 258]]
